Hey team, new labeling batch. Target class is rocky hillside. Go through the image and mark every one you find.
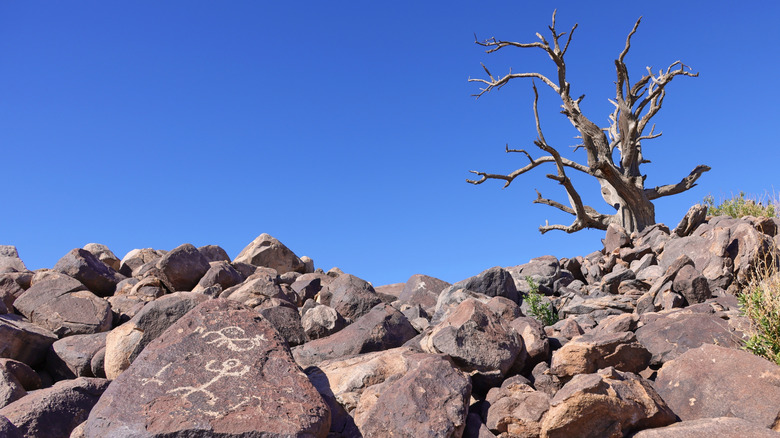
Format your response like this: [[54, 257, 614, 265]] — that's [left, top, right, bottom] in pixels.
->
[[2, 206, 780, 437]]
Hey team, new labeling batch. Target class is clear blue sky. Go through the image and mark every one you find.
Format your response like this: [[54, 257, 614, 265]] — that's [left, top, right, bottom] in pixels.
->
[[2, 1, 778, 286]]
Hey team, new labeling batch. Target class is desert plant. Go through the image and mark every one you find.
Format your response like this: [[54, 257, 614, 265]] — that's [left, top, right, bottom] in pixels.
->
[[739, 257, 780, 365], [467, 11, 708, 234], [525, 276, 558, 326], [703, 191, 777, 218]]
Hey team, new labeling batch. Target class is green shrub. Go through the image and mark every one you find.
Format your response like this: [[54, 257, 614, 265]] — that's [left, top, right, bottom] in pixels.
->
[[524, 276, 558, 326], [703, 191, 777, 218], [739, 258, 780, 365]]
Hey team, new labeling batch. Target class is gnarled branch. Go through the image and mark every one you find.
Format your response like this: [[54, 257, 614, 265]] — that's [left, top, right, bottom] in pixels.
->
[[645, 165, 711, 200]]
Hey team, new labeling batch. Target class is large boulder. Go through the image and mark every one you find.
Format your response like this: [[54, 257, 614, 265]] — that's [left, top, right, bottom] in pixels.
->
[[233, 233, 306, 274], [13, 276, 112, 337], [635, 312, 743, 366], [82, 243, 121, 272], [0, 246, 27, 274], [353, 353, 471, 437], [0, 377, 109, 438], [398, 274, 451, 314], [85, 299, 331, 437], [633, 417, 780, 437], [541, 367, 676, 438], [508, 256, 561, 295], [301, 303, 348, 340], [155, 243, 211, 292], [118, 248, 166, 277], [53, 248, 124, 296], [292, 303, 417, 368], [483, 376, 551, 437], [191, 260, 244, 294], [453, 266, 519, 303], [654, 343, 780, 429], [326, 273, 383, 322], [46, 332, 109, 381], [420, 298, 522, 391], [104, 292, 209, 379], [550, 331, 651, 379], [0, 367, 26, 408], [0, 314, 58, 366]]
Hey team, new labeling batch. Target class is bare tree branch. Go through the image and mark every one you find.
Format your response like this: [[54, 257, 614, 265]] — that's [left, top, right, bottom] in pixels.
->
[[645, 165, 711, 200]]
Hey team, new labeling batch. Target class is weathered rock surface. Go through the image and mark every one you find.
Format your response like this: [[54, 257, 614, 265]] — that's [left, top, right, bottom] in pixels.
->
[[0, 246, 27, 273], [0, 377, 109, 438], [85, 299, 330, 437], [484, 376, 551, 437], [0, 367, 26, 408], [119, 248, 166, 277], [453, 266, 519, 303], [301, 303, 348, 340], [234, 233, 306, 274], [326, 273, 383, 322], [53, 248, 124, 296], [353, 353, 471, 437], [635, 312, 743, 366], [398, 274, 451, 314], [82, 243, 121, 272], [46, 332, 109, 381], [633, 417, 780, 437], [104, 292, 209, 379], [655, 343, 780, 429], [550, 331, 651, 379], [13, 276, 112, 337], [0, 359, 41, 391], [541, 367, 676, 438], [420, 299, 522, 390], [0, 314, 59, 366], [293, 303, 417, 368], [154, 243, 211, 292]]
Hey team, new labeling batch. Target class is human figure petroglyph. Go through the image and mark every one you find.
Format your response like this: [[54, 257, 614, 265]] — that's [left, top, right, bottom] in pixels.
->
[[167, 358, 250, 406], [196, 326, 267, 352]]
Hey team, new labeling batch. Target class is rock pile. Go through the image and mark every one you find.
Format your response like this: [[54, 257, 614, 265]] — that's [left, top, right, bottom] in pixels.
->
[[1, 213, 780, 437]]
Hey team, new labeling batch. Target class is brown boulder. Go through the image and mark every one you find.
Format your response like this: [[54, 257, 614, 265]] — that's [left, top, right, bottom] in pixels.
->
[[13, 276, 112, 337], [635, 312, 743, 366], [353, 353, 471, 437], [0, 359, 41, 391], [191, 260, 244, 294], [0, 377, 109, 438], [327, 273, 383, 322], [155, 243, 211, 292], [82, 243, 121, 272], [85, 299, 330, 437], [398, 274, 451, 314], [104, 292, 209, 379], [292, 303, 417, 368], [655, 343, 780, 429], [119, 248, 166, 277], [0, 314, 58, 366], [541, 367, 676, 438], [484, 377, 551, 437], [53, 248, 124, 296], [420, 299, 522, 390], [0, 246, 27, 274], [301, 303, 348, 340], [233, 233, 306, 274], [0, 368, 26, 408], [633, 417, 780, 437], [46, 332, 109, 381], [550, 331, 651, 379]]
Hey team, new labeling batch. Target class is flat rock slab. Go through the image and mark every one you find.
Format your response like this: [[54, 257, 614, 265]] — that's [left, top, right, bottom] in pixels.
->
[[633, 417, 780, 437], [0, 377, 109, 438], [85, 299, 330, 437], [635, 312, 743, 366], [655, 343, 780, 429], [0, 314, 58, 367]]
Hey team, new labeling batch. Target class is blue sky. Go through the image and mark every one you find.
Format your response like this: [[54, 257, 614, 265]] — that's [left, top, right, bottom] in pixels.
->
[[2, 1, 778, 286]]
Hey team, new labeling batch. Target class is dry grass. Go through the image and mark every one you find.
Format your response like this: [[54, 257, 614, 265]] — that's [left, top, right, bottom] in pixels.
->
[[703, 190, 779, 219], [739, 255, 780, 365]]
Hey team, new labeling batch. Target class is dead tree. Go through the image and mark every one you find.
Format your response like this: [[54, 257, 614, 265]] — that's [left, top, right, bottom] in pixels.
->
[[467, 11, 709, 234]]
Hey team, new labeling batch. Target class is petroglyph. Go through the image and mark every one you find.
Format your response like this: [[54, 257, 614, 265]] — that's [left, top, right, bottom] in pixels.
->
[[141, 363, 172, 387], [167, 358, 250, 406], [196, 325, 267, 351]]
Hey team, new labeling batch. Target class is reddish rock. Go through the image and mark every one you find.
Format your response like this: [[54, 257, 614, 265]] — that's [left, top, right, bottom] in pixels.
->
[[13, 276, 112, 337], [673, 204, 707, 237], [257, 300, 307, 347], [0, 359, 41, 391], [541, 367, 676, 438], [0, 314, 58, 366], [85, 299, 330, 437], [672, 264, 711, 304], [509, 316, 550, 372], [655, 343, 780, 429], [353, 353, 471, 437], [635, 312, 742, 366], [301, 303, 347, 340], [104, 292, 209, 379], [155, 243, 211, 292], [604, 223, 631, 253], [192, 261, 244, 294], [0, 275, 26, 314], [53, 248, 124, 296], [0, 377, 109, 438], [46, 332, 109, 381], [550, 331, 651, 379], [326, 273, 383, 322], [0, 368, 26, 408], [453, 266, 519, 304], [420, 299, 522, 390], [290, 273, 326, 303], [197, 245, 231, 263], [119, 248, 166, 277], [0, 246, 27, 274], [82, 243, 121, 272], [484, 377, 551, 437], [222, 270, 289, 308], [0, 415, 22, 438], [398, 274, 451, 314], [633, 417, 780, 437], [292, 303, 417, 368], [233, 233, 306, 274]]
